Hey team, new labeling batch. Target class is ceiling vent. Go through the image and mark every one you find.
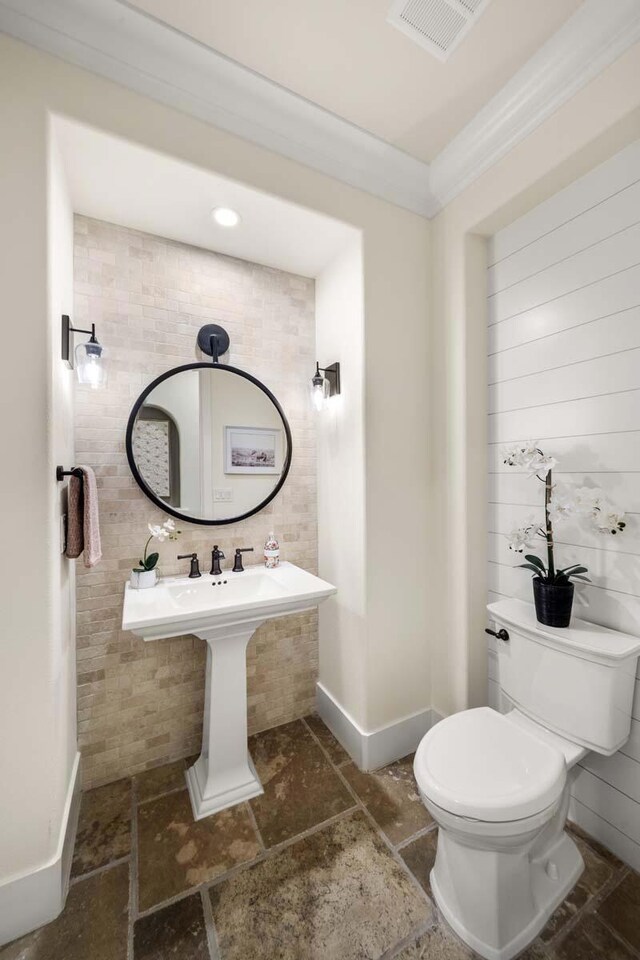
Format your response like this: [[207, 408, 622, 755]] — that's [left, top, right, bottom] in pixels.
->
[[387, 0, 493, 61]]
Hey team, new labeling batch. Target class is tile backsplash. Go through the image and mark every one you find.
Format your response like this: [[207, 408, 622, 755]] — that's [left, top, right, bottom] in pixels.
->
[[74, 216, 317, 789]]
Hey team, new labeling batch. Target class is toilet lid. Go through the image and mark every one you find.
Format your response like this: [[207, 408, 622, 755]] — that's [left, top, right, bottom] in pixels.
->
[[414, 707, 566, 822]]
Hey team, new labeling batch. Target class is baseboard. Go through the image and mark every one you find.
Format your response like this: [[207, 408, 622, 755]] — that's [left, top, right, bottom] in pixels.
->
[[569, 795, 640, 874], [316, 682, 442, 771], [60, 751, 83, 900], [0, 751, 82, 946]]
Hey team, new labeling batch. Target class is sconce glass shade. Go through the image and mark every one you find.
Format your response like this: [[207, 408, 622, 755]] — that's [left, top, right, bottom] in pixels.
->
[[309, 368, 330, 411], [75, 339, 107, 389], [309, 361, 340, 411]]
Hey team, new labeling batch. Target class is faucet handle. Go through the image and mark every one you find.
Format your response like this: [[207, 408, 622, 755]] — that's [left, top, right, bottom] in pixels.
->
[[210, 545, 225, 576], [232, 547, 254, 573], [177, 553, 201, 578]]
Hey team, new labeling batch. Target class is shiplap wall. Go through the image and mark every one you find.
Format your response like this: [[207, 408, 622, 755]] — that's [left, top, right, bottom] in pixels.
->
[[486, 139, 640, 871]]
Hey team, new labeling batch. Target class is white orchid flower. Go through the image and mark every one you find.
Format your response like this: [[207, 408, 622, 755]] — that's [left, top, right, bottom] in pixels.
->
[[606, 511, 626, 534], [506, 517, 541, 553], [548, 483, 576, 524], [547, 504, 566, 526], [592, 499, 626, 535], [571, 487, 600, 515], [527, 453, 557, 480], [147, 519, 180, 543], [502, 440, 540, 468]]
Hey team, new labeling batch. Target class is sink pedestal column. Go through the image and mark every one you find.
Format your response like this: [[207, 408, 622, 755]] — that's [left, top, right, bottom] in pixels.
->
[[185, 620, 265, 820]]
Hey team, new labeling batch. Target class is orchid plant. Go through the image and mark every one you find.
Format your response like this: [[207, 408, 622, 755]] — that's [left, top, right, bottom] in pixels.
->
[[133, 518, 181, 574], [502, 441, 625, 586]]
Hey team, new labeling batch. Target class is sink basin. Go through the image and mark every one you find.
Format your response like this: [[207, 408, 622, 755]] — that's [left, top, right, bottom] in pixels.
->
[[122, 562, 336, 820], [123, 561, 335, 640]]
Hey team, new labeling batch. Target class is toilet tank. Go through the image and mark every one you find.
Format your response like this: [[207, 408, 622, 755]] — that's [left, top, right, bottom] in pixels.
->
[[487, 599, 640, 756]]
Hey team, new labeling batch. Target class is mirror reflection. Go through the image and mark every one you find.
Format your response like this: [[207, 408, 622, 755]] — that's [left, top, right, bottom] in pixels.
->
[[128, 365, 291, 523]]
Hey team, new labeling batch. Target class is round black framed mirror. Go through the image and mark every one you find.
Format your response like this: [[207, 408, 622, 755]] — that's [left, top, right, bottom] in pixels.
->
[[126, 363, 292, 525]]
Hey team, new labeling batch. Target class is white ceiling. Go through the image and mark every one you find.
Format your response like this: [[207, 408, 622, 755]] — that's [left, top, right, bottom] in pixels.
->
[[126, 0, 582, 164], [54, 117, 358, 278], [6, 0, 636, 217]]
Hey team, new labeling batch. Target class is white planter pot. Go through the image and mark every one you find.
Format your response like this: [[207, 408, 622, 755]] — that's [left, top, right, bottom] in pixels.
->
[[130, 568, 158, 589]]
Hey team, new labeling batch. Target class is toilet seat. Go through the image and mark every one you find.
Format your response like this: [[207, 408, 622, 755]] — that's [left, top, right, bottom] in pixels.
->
[[414, 707, 566, 822]]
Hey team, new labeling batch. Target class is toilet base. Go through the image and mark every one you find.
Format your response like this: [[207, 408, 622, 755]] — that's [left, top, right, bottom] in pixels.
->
[[430, 828, 584, 960]]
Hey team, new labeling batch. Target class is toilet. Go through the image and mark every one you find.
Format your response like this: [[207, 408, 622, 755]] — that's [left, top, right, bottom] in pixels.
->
[[413, 598, 640, 960]]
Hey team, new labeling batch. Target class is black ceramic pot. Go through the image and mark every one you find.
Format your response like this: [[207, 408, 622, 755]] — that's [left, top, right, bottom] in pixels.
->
[[533, 578, 574, 628]]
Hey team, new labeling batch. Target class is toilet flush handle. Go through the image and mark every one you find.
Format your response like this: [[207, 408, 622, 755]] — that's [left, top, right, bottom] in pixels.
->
[[485, 627, 509, 642]]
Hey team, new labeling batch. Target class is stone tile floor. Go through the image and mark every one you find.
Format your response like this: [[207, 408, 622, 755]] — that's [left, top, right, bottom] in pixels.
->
[[2, 715, 640, 959]]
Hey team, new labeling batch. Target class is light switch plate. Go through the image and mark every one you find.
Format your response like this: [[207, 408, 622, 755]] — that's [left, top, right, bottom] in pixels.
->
[[214, 489, 233, 502]]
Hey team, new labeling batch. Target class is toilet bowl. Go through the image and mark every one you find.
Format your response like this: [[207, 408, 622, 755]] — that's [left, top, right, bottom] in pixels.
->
[[414, 707, 585, 960], [413, 598, 640, 960]]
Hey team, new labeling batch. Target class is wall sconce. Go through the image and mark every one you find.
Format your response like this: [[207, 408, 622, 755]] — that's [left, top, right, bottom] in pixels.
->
[[62, 314, 107, 389], [310, 361, 340, 411], [197, 323, 230, 363]]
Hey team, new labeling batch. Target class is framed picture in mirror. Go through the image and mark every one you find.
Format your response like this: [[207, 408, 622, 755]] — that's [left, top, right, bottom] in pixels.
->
[[225, 426, 280, 475]]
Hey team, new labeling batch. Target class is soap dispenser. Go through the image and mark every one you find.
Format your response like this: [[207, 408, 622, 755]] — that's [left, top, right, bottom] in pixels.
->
[[264, 532, 280, 568]]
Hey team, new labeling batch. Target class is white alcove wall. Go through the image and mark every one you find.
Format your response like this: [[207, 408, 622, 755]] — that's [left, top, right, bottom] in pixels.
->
[[316, 240, 367, 740]]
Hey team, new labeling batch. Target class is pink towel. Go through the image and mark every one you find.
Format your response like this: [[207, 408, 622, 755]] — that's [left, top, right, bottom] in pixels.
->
[[65, 466, 102, 568]]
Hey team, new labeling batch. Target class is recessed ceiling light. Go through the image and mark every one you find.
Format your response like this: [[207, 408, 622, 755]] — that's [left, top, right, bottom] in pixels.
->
[[211, 207, 241, 227]]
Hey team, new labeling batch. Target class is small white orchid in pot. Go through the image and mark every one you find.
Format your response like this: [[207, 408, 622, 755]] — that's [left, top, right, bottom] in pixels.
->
[[503, 442, 625, 627], [130, 518, 181, 589]]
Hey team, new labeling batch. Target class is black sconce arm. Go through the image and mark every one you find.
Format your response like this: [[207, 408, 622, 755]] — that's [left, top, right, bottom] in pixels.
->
[[317, 362, 341, 397], [61, 314, 98, 363]]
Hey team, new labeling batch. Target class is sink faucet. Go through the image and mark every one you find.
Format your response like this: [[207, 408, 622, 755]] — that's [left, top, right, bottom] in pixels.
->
[[232, 547, 254, 572], [210, 545, 225, 576], [177, 553, 201, 578]]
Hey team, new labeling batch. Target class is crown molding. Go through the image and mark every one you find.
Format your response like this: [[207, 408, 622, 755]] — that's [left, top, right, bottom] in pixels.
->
[[0, 0, 437, 217], [429, 0, 640, 210], [1, 0, 639, 219]]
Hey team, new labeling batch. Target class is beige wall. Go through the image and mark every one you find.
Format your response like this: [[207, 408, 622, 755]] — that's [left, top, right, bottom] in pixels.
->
[[207, 372, 285, 520], [429, 41, 640, 718], [48, 124, 78, 824], [74, 216, 317, 788], [364, 226, 430, 730], [316, 240, 367, 726], [0, 96, 77, 888]]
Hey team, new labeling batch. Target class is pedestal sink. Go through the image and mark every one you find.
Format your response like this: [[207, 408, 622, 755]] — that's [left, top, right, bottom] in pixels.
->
[[122, 562, 336, 820]]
